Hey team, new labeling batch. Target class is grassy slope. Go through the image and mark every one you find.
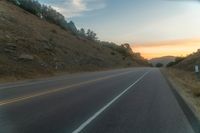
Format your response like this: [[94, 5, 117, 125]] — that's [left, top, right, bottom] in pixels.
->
[[167, 69, 200, 96], [0, 0, 148, 80], [174, 50, 200, 71], [165, 45, 200, 119], [164, 68, 200, 119]]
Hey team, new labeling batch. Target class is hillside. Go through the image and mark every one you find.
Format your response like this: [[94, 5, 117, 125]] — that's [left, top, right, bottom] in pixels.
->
[[0, 0, 149, 80], [174, 49, 200, 71], [149, 56, 175, 67]]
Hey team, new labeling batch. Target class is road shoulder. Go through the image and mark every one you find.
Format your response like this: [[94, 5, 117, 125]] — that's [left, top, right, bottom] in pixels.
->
[[161, 68, 200, 133]]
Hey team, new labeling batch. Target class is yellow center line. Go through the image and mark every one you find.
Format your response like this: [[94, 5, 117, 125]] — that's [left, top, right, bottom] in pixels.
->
[[0, 71, 133, 106]]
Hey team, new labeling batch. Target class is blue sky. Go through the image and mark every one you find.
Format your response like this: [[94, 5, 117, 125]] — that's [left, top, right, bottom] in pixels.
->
[[38, 0, 200, 44]]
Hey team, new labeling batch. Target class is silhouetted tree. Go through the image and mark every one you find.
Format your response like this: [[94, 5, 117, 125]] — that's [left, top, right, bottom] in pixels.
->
[[121, 43, 134, 55], [18, 0, 41, 16], [86, 29, 97, 41], [79, 28, 86, 37], [156, 63, 164, 68], [167, 57, 186, 67], [41, 5, 67, 29], [67, 21, 78, 33], [8, 0, 78, 33]]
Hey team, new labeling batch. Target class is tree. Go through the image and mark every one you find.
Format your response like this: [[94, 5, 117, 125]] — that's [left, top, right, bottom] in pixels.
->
[[8, 0, 95, 38], [86, 29, 97, 41], [121, 43, 134, 55], [41, 5, 67, 28], [156, 63, 164, 68], [18, 0, 42, 16], [166, 62, 175, 67], [166, 57, 186, 67], [67, 21, 78, 33], [8, 0, 20, 5], [79, 28, 86, 37], [8, 0, 72, 32]]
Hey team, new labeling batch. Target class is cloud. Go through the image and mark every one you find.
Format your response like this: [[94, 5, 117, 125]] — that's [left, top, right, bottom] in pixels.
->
[[45, 0, 106, 18]]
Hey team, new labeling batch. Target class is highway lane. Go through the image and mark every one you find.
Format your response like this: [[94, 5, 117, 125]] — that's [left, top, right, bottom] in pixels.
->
[[83, 68, 194, 133], [0, 68, 195, 133], [0, 68, 144, 101]]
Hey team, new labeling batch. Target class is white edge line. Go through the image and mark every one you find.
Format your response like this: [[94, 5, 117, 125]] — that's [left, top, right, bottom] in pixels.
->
[[72, 71, 150, 133]]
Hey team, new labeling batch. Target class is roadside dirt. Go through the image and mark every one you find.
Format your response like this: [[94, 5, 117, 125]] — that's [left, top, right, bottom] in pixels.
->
[[162, 68, 200, 120]]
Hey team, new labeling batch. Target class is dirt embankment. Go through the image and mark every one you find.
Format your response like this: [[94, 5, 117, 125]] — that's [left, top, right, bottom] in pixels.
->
[[163, 68, 200, 120], [0, 0, 149, 82]]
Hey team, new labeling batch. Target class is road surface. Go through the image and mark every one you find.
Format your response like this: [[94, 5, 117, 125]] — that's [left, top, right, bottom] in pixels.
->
[[0, 68, 196, 133]]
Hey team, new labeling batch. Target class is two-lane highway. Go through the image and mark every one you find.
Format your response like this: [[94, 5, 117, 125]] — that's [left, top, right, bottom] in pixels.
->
[[0, 68, 195, 133]]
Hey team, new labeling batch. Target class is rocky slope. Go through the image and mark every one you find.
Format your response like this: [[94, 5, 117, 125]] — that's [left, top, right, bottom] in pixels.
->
[[0, 0, 149, 80]]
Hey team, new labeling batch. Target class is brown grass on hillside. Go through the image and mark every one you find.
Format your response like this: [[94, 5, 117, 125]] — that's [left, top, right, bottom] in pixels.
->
[[175, 49, 200, 71], [167, 68, 200, 97], [165, 68, 200, 118], [0, 0, 148, 82]]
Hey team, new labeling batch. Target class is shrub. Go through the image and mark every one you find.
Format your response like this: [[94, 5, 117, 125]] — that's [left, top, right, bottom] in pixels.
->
[[8, 0, 78, 34], [156, 63, 164, 67], [167, 57, 186, 67], [110, 52, 116, 55]]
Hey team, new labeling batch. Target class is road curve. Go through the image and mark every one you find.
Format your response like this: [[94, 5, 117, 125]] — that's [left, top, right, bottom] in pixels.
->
[[0, 68, 195, 133]]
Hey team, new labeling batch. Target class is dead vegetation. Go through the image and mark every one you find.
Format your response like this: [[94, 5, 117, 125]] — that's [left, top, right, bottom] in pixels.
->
[[167, 68, 200, 96], [174, 49, 200, 71], [0, 0, 148, 82], [164, 68, 200, 118]]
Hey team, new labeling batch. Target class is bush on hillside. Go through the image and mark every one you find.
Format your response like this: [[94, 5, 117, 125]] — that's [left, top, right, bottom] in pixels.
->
[[7, 0, 147, 60], [156, 63, 164, 67], [167, 57, 186, 67], [8, 0, 77, 33], [99, 41, 148, 65], [8, 0, 99, 41]]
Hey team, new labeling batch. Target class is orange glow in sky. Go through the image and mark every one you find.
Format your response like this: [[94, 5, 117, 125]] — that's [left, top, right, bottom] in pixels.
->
[[132, 38, 200, 59]]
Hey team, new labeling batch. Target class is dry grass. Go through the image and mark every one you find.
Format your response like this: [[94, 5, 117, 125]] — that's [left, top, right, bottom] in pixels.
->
[[175, 50, 200, 71], [0, 0, 148, 82], [164, 68, 200, 118], [167, 68, 200, 96]]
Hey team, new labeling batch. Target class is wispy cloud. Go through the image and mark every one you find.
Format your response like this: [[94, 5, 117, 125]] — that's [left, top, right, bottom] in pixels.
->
[[43, 0, 106, 18]]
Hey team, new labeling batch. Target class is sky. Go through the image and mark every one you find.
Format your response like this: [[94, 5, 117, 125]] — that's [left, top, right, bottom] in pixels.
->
[[38, 0, 200, 59]]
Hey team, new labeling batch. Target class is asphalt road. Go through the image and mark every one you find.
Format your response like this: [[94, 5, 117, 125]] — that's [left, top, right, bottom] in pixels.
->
[[0, 68, 195, 133]]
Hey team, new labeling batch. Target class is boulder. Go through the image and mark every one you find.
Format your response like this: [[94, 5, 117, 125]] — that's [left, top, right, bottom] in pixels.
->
[[18, 54, 34, 61], [4, 43, 17, 53]]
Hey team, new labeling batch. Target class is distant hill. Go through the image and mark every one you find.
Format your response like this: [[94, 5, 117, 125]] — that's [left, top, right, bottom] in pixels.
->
[[0, 0, 149, 80], [149, 56, 176, 67], [174, 49, 200, 71]]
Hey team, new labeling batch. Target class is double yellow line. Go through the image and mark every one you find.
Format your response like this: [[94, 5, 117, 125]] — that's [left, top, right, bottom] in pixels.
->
[[0, 71, 133, 106]]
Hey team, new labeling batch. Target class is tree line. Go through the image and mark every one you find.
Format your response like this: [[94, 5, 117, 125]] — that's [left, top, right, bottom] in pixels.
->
[[8, 0, 145, 61], [8, 0, 97, 41]]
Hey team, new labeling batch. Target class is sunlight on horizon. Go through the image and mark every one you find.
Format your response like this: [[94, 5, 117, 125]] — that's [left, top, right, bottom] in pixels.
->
[[132, 38, 200, 59]]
